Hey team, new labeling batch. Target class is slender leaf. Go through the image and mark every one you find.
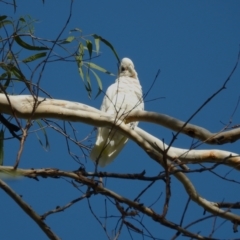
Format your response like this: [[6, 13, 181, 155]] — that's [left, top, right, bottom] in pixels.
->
[[85, 82, 91, 98], [76, 43, 85, 80], [22, 52, 47, 63], [86, 70, 92, 98], [0, 64, 24, 81], [35, 132, 44, 149], [86, 62, 114, 76], [86, 70, 91, 87], [0, 71, 11, 90], [69, 28, 82, 33], [78, 42, 84, 56], [94, 37, 100, 55], [0, 72, 8, 80], [86, 40, 92, 58], [76, 54, 84, 81], [6, 52, 14, 61], [35, 120, 50, 151], [0, 130, 4, 165], [90, 69, 102, 90], [14, 35, 49, 51], [4, 73, 11, 89], [19, 17, 26, 23], [61, 36, 75, 44], [10, 65, 24, 79], [75, 55, 82, 64], [0, 65, 12, 89], [10, 66, 31, 90], [78, 66, 84, 81], [0, 20, 12, 28], [90, 70, 103, 99], [18, 15, 35, 35], [94, 88, 102, 99], [0, 16, 7, 21], [92, 34, 120, 63]]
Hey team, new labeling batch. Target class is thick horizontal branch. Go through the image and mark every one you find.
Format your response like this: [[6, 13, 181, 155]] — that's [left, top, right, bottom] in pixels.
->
[[135, 127, 240, 171], [126, 110, 240, 145], [0, 94, 108, 125], [1, 94, 239, 146]]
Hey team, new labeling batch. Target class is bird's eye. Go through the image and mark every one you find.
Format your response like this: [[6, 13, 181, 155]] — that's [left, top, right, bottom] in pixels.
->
[[121, 67, 126, 71]]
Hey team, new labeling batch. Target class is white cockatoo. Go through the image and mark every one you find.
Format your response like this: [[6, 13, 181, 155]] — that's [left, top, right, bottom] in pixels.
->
[[90, 58, 144, 167]]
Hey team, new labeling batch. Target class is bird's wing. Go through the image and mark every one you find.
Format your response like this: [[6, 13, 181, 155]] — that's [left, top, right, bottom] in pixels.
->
[[100, 83, 118, 113]]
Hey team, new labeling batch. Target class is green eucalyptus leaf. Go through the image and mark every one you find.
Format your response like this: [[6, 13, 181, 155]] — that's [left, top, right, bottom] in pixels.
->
[[22, 52, 47, 63], [14, 35, 49, 51], [10, 65, 24, 79], [86, 70, 91, 86], [92, 34, 120, 63], [19, 17, 26, 22], [76, 43, 85, 80], [0, 20, 12, 28], [86, 40, 92, 58], [94, 88, 102, 99], [86, 62, 114, 76], [90, 69, 103, 91], [0, 72, 8, 80], [75, 55, 82, 64], [61, 36, 75, 44], [84, 82, 91, 98], [0, 16, 7, 21], [94, 38, 100, 55], [35, 120, 50, 151], [78, 66, 84, 81], [0, 66, 13, 89], [69, 28, 82, 33], [78, 42, 84, 56], [2, 72, 11, 90]]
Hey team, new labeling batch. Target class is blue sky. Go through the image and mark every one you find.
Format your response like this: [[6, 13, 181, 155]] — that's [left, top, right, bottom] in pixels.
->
[[1, 1, 240, 239]]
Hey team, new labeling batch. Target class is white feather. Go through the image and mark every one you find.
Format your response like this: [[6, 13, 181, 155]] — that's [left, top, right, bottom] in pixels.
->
[[90, 58, 144, 167]]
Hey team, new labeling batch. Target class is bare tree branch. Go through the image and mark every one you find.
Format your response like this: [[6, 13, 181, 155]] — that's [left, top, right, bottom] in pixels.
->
[[0, 167, 220, 239], [0, 179, 60, 240]]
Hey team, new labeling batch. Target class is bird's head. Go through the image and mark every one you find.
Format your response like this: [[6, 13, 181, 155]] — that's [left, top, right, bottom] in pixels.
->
[[119, 58, 137, 78]]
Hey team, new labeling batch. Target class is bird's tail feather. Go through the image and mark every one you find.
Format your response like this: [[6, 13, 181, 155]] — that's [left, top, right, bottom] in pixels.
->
[[90, 137, 128, 167]]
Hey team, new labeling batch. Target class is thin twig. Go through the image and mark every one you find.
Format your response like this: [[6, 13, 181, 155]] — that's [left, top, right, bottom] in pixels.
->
[[0, 179, 60, 240]]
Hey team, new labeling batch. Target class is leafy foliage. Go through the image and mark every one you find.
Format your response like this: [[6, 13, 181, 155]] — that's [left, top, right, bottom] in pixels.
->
[[0, 13, 120, 159], [0, 15, 119, 98]]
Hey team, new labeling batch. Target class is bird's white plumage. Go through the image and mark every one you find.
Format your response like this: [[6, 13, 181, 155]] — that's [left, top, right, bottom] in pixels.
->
[[90, 58, 144, 167]]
